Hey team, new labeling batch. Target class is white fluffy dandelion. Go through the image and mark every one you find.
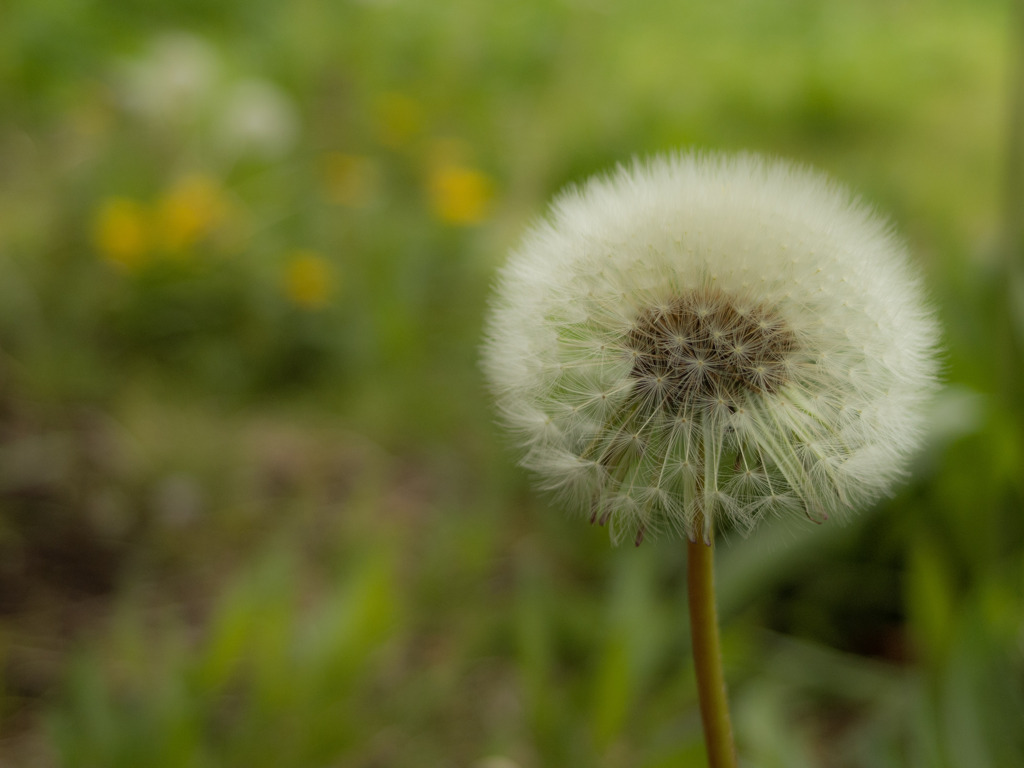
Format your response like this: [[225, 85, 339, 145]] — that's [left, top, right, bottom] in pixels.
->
[[483, 151, 939, 545]]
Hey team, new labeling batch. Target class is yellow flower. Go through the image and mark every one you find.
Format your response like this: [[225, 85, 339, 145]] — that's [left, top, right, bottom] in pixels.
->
[[323, 153, 379, 208], [428, 164, 494, 225], [284, 250, 333, 309], [373, 92, 423, 149], [93, 197, 151, 270], [155, 174, 230, 253]]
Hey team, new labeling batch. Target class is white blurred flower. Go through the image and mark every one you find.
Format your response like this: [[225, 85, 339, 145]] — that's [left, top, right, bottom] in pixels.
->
[[113, 35, 300, 162], [117, 32, 221, 124], [475, 758, 521, 768], [216, 79, 300, 160], [483, 151, 939, 545]]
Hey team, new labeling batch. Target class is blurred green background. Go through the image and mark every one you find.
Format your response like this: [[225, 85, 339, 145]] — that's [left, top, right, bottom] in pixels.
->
[[1, 0, 1022, 766]]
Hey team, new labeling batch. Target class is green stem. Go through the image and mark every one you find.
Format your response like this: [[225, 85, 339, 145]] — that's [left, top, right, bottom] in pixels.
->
[[687, 531, 737, 768]]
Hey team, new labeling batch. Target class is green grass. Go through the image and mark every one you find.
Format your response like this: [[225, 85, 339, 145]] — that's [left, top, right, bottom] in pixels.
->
[[1, 0, 1023, 766]]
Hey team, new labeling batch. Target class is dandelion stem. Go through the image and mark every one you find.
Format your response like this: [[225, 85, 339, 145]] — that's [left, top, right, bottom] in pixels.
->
[[687, 525, 737, 768]]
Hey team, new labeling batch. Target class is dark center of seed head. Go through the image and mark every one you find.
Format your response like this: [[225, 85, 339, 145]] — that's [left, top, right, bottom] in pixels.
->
[[626, 289, 796, 410]]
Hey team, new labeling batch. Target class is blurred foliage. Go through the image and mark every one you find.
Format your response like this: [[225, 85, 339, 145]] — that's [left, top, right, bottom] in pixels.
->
[[0, 0, 1022, 766]]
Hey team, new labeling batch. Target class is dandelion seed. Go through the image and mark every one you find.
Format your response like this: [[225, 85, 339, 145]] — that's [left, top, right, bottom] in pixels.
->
[[483, 151, 939, 544]]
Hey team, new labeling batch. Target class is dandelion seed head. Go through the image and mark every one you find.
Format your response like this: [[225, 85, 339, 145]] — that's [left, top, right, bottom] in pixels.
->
[[483, 151, 939, 544]]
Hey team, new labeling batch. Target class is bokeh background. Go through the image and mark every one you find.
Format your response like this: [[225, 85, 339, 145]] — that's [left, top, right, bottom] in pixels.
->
[[1, 0, 1022, 766]]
